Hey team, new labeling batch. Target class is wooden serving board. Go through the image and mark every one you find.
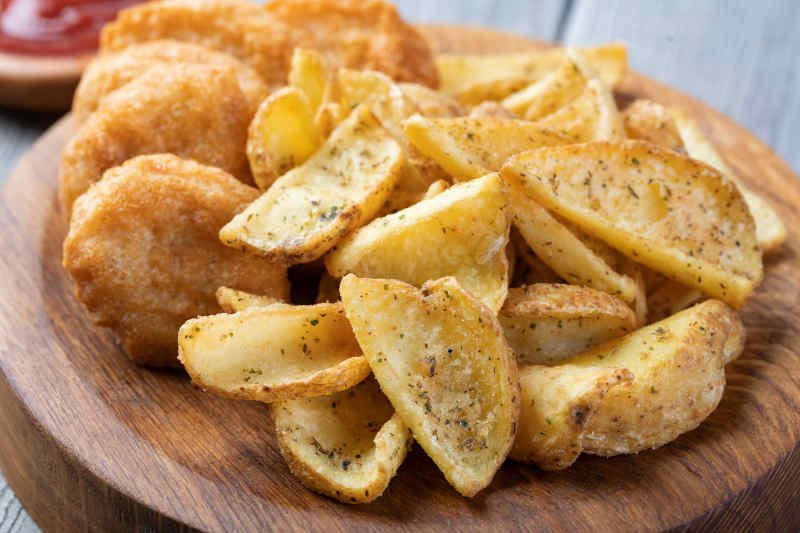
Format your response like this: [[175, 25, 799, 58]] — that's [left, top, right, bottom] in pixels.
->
[[0, 25, 799, 532]]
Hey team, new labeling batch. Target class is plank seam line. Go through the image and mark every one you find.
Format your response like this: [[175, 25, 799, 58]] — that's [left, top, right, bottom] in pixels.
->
[[554, 0, 575, 42]]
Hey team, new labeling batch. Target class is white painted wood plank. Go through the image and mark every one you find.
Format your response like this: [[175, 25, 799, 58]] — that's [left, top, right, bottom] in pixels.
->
[[563, 0, 800, 173], [0, 476, 39, 533]]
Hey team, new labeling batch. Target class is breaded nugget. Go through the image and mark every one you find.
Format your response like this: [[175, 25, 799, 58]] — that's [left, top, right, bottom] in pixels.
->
[[100, 0, 294, 89], [266, 0, 439, 87], [73, 40, 268, 123], [60, 63, 253, 216], [63, 154, 290, 366]]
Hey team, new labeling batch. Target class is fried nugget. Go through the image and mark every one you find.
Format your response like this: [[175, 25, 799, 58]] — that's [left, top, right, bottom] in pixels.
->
[[73, 40, 268, 123], [60, 63, 253, 216], [100, 0, 294, 89], [266, 0, 439, 87], [63, 154, 290, 366]]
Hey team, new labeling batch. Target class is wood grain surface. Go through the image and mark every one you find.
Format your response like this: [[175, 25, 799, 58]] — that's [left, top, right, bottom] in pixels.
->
[[0, 24, 799, 533]]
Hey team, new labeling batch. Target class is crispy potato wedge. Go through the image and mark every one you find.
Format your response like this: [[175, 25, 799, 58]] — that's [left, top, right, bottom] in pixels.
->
[[274, 377, 412, 504], [421, 179, 451, 200], [502, 141, 763, 308], [340, 275, 519, 497], [326, 173, 511, 312], [178, 303, 370, 402], [399, 82, 465, 118], [247, 87, 323, 191], [501, 55, 587, 118], [670, 108, 786, 252], [215, 286, 285, 312], [288, 48, 328, 115], [404, 115, 571, 181], [454, 76, 535, 106], [512, 299, 745, 468], [500, 284, 637, 365], [221, 105, 403, 264], [646, 279, 705, 323], [511, 230, 562, 285], [622, 99, 685, 152], [437, 43, 627, 98], [469, 101, 517, 119]]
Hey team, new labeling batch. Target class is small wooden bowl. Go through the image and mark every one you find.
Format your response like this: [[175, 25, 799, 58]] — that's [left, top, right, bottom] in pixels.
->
[[0, 51, 90, 111]]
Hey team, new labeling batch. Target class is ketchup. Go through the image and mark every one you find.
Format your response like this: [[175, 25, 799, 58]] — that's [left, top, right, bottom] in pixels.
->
[[0, 0, 141, 56]]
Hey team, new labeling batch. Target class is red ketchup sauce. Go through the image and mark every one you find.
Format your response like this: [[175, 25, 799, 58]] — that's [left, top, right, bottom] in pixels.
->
[[0, 0, 140, 56]]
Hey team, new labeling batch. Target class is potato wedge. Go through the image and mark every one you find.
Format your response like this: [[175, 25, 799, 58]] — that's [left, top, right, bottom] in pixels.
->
[[500, 284, 637, 365], [646, 279, 705, 322], [274, 377, 412, 504], [399, 82, 465, 118], [469, 101, 517, 119], [404, 115, 570, 181], [453, 76, 536, 106], [437, 43, 627, 97], [501, 55, 587, 118], [221, 105, 403, 264], [421, 179, 451, 200], [512, 299, 744, 468], [511, 230, 562, 285], [340, 275, 519, 497], [215, 286, 285, 312], [670, 108, 786, 252], [326, 173, 510, 312], [502, 141, 763, 308], [288, 48, 328, 115], [622, 99, 685, 152], [247, 87, 323, 191], [178, 303, 370, 402]]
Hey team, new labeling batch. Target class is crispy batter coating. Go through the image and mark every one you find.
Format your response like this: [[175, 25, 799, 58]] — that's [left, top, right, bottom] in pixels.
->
[[266, 0, 438, 87], [101, 0, 294, 89], [60, 63, 253, 216], [73, 40, 268, 123], [63, 155, 290, 366]]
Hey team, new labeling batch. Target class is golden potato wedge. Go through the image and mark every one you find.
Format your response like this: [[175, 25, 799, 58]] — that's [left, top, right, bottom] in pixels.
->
[[453, 76, 535, 106], [437, 42, 627, 97], [622, 99, 685, 152], [501, 55, 587, 118], [399, 82, 465, 118], [215, 286, 285, 312], [512, 299, 744, 468], [646, 279, 705, 322], [421, 179, 451, 200], [670, 108, 786, 252], [326, 173, 511, 312], [221, 105, 403, 264], [288, 48, 328, 115], [340, 275, 519, 497], [274, 377, 412, 504], [502, 141, 763, 308], [246, 87, 322, 191], [511, 230, 562, 285], [404, 115, 570, 181], [468, 101, 517, 119], [500, 284, 637, 365], [178, 303, 370, 403]]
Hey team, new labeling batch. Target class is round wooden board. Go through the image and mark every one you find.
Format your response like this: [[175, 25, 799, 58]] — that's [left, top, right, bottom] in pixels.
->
[[0, 25, 799, 532], [0, 52, 89, 111]]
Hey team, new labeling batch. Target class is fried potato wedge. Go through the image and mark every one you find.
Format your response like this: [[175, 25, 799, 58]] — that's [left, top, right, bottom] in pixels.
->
[[454, 76, 535, 106], [422, 179, 450, 200], [326, 173, 510, 312], [469, 101, 517, 119], [500, 284, 637, 365], [221, 105, 403, 264], [178, 303, 370, 402], [512, 299, 744, 468], [289, 48, 328, 115], [646, 279, 705, 323], [511, 230, 562, 285], [399, 82, 465, 118], [670, 108, 786, 252], [215, 286, 285, 312], [340, 275, 519, 497], [622, 99, 685, 152], [404, 115, 570, 181], [501, 54, 587, 118], [247, 87, 323, 190], [502, 141, 763, 308], [437, 43, 627, 98], [274, 378, 412, 504]]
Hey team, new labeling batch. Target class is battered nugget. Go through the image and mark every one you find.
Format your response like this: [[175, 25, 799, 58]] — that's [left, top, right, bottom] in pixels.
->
[[73, 40, 268, 123], [60, 63, 253, 216], [63, 155, 290, 366], [266, 0, 439, 87], [100, 0, 294, 89]]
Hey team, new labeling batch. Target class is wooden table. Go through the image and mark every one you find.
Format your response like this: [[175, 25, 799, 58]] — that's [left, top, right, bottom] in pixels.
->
[[0, 1, 798, 531]]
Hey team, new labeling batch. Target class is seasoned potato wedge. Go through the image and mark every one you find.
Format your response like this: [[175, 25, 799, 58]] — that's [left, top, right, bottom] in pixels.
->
[[178, 303, 370, 402], [215, 286, 285, 312], [511, 230, 562, 285], [670, 108, 786, 252], [437, 42, 627, 98], [340, 275, 519, 497], [500, 284, 637, 365], [247, 87, 322, 191], [502, 54, 587, 118], [404, 115, 570, 181], [502, 141, 763, 308], [513, 299, 745, 468], [622, 99, 685, 152], [326, 173, 511, 312], [453, 76, 536, 106], [288, 48, 328, 115], [646, 279, 705, 323], [221, 105, 403, 264], [421, 179, 451, 200], [469, 101, 517, 119], [274, 378, 412, 504], [399, 82, 465, 118]]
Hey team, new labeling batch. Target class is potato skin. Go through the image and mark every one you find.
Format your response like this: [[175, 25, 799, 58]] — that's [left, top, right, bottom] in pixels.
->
[[63, 155, 289, 366]]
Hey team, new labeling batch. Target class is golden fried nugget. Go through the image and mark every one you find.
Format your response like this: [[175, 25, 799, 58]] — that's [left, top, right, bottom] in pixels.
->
[[73, 40, 268, 123], [101, 0, 294, 89], [266, 0, 438, 87], [63, 155, 289, 366], [60, 63, 253, 216]]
